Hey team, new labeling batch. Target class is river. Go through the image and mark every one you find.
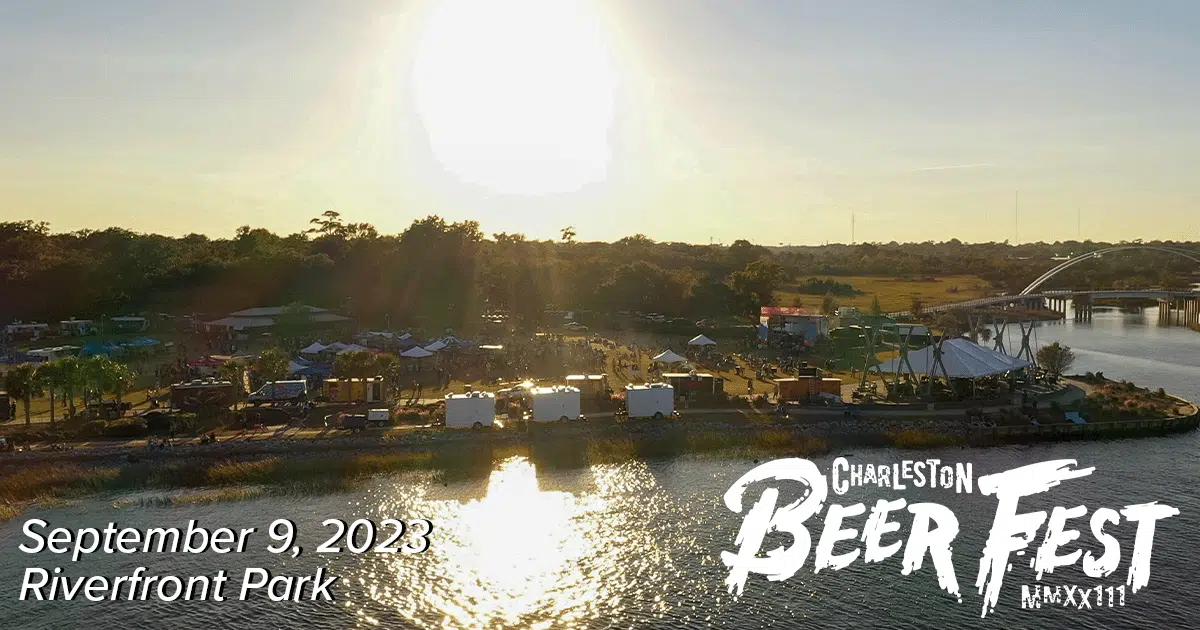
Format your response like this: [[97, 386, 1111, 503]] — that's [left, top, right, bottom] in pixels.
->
[[2, 306, 1198, 629]]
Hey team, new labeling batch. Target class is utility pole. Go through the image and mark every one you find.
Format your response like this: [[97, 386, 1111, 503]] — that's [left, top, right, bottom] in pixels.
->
[[1077, 207, 1081, 241], [851, 212, 856, 245], [1014, 190, 1019, 245]]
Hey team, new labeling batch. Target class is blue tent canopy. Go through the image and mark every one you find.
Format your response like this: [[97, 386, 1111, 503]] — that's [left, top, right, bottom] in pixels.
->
[[80, 341, 122, 356]]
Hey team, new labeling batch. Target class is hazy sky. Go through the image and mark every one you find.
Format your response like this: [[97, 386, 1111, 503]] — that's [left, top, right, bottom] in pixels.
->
[[2, 0, 1199, 244]]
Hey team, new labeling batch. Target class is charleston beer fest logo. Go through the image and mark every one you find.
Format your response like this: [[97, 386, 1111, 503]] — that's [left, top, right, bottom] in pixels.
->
[[720, 458, 1178, 617]]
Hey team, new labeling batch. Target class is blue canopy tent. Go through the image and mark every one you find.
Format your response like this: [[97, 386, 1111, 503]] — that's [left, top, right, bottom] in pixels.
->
[[80, 341, 122, 357]]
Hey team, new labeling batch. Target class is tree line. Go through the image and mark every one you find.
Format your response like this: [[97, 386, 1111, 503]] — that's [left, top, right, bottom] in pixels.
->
[[1, 215, 1196, 332]]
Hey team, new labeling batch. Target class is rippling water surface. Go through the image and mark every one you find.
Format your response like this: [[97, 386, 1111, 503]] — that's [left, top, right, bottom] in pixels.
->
[[2, 307, 1198, 629]]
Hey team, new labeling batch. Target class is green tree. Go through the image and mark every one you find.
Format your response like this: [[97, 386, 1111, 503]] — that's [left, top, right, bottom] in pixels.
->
[[274, 302, 314, 350], [252, 348, 289, 385], [333, 351, 379, 379], [1037, 342, 1076, 379], [35, 361, 61, 426], [374, 353, 400, 386], [54, 357, 86, 421], [218, 360, 247, 393], [869, 295, 885, 317], [560, 226, 576, 244], [909, 297, 924, 318], [729, 258, 790, 314], [4, 363, 42, 426], [820, 292, 840, 316]]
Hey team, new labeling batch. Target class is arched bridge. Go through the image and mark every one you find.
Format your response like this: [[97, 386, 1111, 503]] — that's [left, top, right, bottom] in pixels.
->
[[888, 289, 1200, 317], [886, 245, 1200, 319]]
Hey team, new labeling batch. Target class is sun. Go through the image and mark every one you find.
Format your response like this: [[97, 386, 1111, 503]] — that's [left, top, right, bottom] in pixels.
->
[[412, 0, 618, 195]]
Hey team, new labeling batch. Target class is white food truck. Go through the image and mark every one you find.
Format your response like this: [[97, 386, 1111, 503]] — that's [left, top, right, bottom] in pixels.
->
[[624, 383, 677, 419], [528, 386, 584, 422], [445, 392, 496, 428]]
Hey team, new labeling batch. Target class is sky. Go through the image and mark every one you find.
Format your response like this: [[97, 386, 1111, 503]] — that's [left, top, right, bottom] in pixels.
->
[[2, 0, 1199, 245]]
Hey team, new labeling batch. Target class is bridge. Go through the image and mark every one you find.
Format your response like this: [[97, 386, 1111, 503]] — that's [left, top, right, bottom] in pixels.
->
[[886, 245, 1200, 325]]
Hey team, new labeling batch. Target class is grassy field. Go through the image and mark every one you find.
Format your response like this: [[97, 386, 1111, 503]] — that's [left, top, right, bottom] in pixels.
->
[[777, 275, 993, 312]]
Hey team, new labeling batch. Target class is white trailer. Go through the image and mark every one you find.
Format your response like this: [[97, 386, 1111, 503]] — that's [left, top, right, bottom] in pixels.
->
[[445, 392, 496, 428], [625, 383, 676, 419], [529, 386, 584, 422]]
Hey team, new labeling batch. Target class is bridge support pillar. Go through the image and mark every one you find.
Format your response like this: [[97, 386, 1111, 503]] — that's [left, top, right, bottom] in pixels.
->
[[1073, 300, 1092, 322]]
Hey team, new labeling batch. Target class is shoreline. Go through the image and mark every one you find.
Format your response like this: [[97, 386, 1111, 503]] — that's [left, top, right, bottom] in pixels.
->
[[2, 398, 1196, 521]]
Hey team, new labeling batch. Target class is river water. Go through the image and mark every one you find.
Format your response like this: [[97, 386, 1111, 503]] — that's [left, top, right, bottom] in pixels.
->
[[2, 307, 1198, 630]]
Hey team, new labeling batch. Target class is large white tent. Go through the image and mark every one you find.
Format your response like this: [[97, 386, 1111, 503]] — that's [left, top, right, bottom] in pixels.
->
[[336, 343, 370, 354], [424, 340, 448, 352], [876, 338, 1032, 378], [401, 346, 434, 359], [687, 334, 716, 346], [652, 349, 688, 364], [299, 342, 326, 354]]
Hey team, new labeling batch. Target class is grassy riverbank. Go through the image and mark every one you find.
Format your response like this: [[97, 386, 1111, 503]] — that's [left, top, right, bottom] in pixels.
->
[[0, 423, 978, 521]]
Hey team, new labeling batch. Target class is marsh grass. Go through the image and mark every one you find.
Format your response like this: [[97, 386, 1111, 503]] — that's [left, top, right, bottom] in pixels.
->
[[2, 426, 836, 521], [886, 429, 965, 449]]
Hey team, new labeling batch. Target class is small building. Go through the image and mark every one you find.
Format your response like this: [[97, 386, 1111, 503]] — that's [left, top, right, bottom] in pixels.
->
[[445, 392, 496, 428], [204, 305, 351, 334], [661, 372, 724, 397], [759, 307, 829, 343]]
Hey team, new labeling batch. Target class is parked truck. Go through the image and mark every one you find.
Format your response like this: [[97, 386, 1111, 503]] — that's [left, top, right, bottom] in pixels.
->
[[624, 383, 676, 419], [445, 392, 496, 428], [528, 386, 584, 422]]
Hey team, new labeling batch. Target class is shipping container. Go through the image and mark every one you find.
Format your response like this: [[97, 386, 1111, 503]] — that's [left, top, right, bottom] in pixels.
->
[[821, 378, 843, 395]]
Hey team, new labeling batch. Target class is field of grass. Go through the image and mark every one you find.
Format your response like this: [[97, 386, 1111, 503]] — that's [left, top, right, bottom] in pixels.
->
[[777, 275, 992, 312]]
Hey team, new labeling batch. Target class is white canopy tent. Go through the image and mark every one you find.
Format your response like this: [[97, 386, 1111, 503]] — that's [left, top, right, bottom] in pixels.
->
[[424, 340, 448, 352], [876, 338, 1032, 378], [323, 342, 349, 353], [652, 350, 688, 364], [401, 346, 434, 359], [300, 342, 326, 354], [336, 343, 370, 355], [687, 334, 716, 346]]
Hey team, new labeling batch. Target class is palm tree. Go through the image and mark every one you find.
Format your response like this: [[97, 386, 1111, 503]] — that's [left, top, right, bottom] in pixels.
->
[[374, 353, 400, 389], [4, 363, 42, 426], [36, 361, 62, 426], [56, 357, 87, 420], [218, 360, 246, 393], [560, 226, 576, 244]]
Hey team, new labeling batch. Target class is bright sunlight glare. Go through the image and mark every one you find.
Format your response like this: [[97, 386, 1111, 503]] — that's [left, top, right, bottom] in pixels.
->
[[412, 0, 618, 196]]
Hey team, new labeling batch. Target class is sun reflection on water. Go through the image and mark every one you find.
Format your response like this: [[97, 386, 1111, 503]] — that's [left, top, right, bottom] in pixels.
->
[[347, 457, 681, 629]]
